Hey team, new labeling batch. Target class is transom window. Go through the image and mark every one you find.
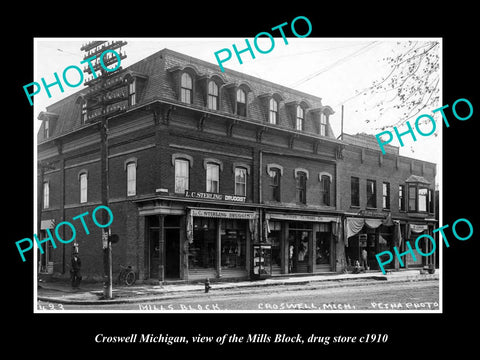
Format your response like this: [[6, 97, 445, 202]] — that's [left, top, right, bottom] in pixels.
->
[[180, 73, 193, 104]]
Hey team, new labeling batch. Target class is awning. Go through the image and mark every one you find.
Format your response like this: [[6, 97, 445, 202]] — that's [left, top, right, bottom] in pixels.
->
[[345, 216, 394, 239]]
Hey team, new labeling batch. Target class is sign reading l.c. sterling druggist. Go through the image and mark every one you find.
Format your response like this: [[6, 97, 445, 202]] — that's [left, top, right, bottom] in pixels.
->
[[184, 190, 246, 203]]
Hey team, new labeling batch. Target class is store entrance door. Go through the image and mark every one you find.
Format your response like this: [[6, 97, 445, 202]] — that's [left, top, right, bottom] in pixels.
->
[[165, 228, 180, 279], [288, 228, 311, 273]]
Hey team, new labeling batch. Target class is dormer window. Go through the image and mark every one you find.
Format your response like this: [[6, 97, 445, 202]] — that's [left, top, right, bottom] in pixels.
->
[[181, 73, 193, 104], [44, 118, 49, 139], [207, 80, 219, 110], [128, 78, 136, 106], [296, 106, 304, 131], [81, 101, 87, 124], [269, 98, 278, 124], [236, 88, 246, 116], [320, 113, 327, 136]]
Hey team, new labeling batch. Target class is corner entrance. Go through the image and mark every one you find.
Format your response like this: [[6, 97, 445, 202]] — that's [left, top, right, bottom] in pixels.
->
[[146, 215, 181, 281]]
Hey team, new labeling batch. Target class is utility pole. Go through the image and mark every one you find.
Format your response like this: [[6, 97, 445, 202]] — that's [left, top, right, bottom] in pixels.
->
[[80, 41, 127, 299]]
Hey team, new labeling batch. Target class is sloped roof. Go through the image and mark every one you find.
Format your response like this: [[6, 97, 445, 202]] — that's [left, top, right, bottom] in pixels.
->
[[38, 48, 335, 143]]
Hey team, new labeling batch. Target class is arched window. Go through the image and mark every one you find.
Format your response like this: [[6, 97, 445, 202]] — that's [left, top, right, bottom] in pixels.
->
[[269, 98, 278, 124], [207, 80, 219, 110], [180, 73, 193, 104]]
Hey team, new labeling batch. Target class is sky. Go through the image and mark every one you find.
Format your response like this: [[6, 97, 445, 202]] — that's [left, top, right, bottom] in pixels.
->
[[33, 37, 442, 185]]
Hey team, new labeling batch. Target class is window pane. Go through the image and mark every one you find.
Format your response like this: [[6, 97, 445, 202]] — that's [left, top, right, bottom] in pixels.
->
[[418, 188, 428, 212], [408, 186, 417, 211], [237, 89, 245, 103]]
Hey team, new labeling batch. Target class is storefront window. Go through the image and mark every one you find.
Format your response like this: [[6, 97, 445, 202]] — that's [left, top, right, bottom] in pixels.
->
[[288, 223, 311, 273], [316, 223, 331, 265], [220, 219, 246, 269], [189, 218, 216, 269], [267, 221, 281, 274]]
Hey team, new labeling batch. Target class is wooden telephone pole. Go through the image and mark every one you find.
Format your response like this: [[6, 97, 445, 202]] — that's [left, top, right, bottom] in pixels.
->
[[80, 40, 127, 299]]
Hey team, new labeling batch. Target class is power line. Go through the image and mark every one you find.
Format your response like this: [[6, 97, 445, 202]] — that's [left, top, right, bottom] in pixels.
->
[[290, 41, 379, 88]]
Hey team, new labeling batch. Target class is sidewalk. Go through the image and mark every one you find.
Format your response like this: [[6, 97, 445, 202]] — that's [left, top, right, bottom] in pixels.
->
[[37, 269, 439, 305]]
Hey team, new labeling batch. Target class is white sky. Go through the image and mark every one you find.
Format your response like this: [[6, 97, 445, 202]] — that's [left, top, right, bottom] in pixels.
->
[[33, 37, 442, 185]]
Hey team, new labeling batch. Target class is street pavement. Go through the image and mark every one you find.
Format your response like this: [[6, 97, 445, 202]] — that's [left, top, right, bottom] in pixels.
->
[[37, 269, 439, 305]]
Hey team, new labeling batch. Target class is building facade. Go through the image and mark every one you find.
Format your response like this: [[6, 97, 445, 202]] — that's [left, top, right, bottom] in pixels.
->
[[37, 48, 437, 283]]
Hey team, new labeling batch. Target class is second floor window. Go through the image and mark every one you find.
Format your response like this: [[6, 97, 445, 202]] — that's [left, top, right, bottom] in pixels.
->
[[351, 177, 360, 207], [43, 181, 49, 209], [296, 106, 304, 131], [236, 89, 246, 116], [408, 185, 417, 211], [126, 162, 136, 196], [418, 187, 428, 212], [269, 168, 281, 202], [320, 175, 331, 206], [181, 73, 193, 104], [175, 159, 189, 194], [269, 98, 278, 124], [80, 173, 88, 203], [399, 185, 406, 211], [382, 182, 390, 209], [366, 179, 376, 208], [296, 171, 307, 204], [207, 81, 218, 110], [206, 163, 219, 193], [235, 167, 247, 196]]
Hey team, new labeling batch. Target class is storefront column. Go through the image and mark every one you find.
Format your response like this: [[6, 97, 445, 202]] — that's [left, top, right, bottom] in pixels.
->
[[158, 215, 165, 282], [310, 224, 318, 273], [216, 218, 222, 279], [282, 222, 289, 274]]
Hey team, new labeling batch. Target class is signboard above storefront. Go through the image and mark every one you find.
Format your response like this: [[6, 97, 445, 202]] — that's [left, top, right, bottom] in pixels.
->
[[184, 190, 246, 203], [190, 208, 257, 219]]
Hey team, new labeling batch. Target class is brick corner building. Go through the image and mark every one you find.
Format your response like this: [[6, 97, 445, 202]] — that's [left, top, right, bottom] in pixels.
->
[[37, 47, 437, 283]]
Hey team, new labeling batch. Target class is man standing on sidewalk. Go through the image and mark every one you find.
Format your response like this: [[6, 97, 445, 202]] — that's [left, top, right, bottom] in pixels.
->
[[71, 253, 82, 288], [361, 248, 369, 271]]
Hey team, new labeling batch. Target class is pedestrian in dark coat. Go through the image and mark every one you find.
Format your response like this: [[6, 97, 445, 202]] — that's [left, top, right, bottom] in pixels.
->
[[71, 254, 82, 288]]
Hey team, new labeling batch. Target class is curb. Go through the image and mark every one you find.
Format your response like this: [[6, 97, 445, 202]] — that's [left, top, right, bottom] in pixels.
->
[[37, 273, 439, 305]]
